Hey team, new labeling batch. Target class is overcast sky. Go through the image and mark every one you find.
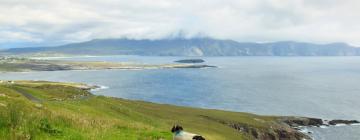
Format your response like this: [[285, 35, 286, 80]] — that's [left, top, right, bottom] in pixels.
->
[[1, 0, 360, 48]]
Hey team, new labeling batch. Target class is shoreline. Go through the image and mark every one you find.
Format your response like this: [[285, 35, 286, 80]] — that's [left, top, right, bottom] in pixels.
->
[[0, 57, 217, 72], [0, 80, 315, 139], [87, 83, 360, 140], [1, 81, 358, 139]]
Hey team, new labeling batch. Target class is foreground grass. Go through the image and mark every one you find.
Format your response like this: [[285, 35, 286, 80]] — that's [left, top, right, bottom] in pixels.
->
[[0, 81, 295, 140]]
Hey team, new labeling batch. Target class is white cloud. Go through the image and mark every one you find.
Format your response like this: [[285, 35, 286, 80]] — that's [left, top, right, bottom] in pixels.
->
[[0, 31, 42, 42], [0, 0, 360, 47]]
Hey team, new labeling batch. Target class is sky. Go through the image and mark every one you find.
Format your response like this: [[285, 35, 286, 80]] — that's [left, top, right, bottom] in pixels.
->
[[1, 0, 360, 48]]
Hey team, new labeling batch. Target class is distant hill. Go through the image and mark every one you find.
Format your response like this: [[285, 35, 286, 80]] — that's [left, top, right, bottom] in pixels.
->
[[2, 38, 360, 56]]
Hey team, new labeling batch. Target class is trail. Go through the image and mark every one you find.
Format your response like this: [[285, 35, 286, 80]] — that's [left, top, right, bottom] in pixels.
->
[[12, 87, 42, 103]]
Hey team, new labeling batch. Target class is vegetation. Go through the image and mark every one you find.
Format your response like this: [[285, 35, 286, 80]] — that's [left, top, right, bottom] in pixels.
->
[[0, 81, 305, 140]]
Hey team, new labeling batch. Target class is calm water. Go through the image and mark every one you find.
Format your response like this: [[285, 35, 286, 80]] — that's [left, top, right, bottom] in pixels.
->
[[2, 56, 360, 139]]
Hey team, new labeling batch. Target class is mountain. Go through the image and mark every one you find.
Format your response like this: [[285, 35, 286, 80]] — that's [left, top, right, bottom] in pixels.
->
[[2, 38, 360, 56]]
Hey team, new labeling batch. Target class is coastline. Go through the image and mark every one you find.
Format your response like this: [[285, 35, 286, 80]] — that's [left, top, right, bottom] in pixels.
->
[[88, 83, 360, 140], [0, 57, 216, 72], [1, 80, 358, 139]]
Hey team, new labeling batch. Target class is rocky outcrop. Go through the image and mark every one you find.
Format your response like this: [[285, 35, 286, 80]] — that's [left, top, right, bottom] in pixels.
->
[[201, 115, 360, 140], [282, 117, 323, 127], [279, 117, 360, 140], [228, 122, 311, 140], [328, 120, 360, 125], [200, 115, 311, 140], [281, 117, 360, 127]]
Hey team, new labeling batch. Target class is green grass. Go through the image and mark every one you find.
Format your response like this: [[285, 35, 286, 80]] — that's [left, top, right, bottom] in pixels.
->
[[0, 81, 289, 140]]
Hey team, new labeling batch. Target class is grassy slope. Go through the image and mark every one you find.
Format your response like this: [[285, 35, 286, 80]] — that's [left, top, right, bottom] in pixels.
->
[[0, 81, 285, 140]]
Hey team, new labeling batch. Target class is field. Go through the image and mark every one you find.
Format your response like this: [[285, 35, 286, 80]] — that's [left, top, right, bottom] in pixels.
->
[[0, 81, 307, 140]]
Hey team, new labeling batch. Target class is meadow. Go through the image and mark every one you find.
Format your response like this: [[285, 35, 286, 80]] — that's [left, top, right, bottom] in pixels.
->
[[0, 81, 305, 140]]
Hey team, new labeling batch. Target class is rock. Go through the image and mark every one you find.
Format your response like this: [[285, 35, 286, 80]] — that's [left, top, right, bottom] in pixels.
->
[[175, 59, 205, 63], [328, 120, 360, 125], [283, 117, 323, 127], [77, 85, 98, 90], [308, 118, 324, 127], [201, 115, 311, 140], [228, 122, 311, 140]]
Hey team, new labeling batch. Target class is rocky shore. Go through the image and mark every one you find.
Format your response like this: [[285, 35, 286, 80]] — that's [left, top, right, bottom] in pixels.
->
[[1, 80, 359, 139], [279, 117, 359, 140], [201, 115, 312, 140], [282, 117, 359, 128], [202, 115, 360, 140]]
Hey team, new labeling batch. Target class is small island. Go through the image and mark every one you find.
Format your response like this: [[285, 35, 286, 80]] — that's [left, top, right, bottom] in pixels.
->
[[0, 80, 358, 139], [175, 59, 205, 63]]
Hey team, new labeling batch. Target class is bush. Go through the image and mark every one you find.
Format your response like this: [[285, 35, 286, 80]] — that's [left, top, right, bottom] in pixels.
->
[[39, 118, 62, 136]]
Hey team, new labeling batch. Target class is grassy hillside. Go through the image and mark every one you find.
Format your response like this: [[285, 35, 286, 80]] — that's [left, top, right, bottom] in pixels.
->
[[0, 81, 307, 140]]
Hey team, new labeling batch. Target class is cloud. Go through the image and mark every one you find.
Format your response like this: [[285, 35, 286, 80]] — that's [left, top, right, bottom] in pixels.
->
[[0, 0, 360, 48]]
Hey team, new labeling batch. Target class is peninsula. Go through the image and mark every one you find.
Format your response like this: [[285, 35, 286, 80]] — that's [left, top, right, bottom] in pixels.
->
[[0, 57, 215, 72]]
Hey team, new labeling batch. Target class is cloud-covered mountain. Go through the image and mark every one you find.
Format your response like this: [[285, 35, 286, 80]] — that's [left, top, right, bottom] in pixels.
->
[[2, 38, 360, 56]]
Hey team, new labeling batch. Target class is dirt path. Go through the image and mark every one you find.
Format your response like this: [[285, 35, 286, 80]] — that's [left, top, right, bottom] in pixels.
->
[[12, 87, 42, 103]]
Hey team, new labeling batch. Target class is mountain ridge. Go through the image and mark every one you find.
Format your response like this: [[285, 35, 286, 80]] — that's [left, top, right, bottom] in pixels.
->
[[2, 38, 360, 56]]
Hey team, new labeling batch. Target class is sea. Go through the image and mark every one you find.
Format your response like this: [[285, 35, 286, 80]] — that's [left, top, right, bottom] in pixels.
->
[[1, 55, 360, 140]]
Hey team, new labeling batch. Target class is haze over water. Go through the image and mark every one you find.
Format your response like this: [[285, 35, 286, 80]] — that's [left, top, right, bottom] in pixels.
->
[[1, 56, 360, 139]]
